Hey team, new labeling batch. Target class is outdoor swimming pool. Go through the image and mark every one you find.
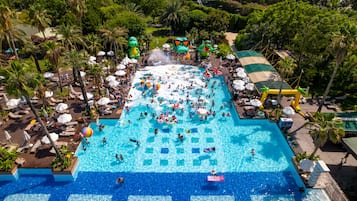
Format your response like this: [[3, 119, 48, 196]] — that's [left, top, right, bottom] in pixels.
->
[[0, 65, 312, 201]]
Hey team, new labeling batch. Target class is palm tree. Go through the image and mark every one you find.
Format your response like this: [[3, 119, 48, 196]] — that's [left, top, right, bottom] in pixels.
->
[[0, 61, 63, 161], [66, 0, 87, 25], [317, 27, 357, 112], [65, 50, 91, 115], [57, 24, 86, 51], [27, 4, 51, 39], [21, 39, 43, 73], [43, 41, 64, 92], [159, 0, 185, 34], [276, 57, 297, 106], [99, 27, 128, 58], [0, 5, 19, 59], [304, 112, 345, 158], [85, 33, 102, 56], [86, 64, 103, 96]]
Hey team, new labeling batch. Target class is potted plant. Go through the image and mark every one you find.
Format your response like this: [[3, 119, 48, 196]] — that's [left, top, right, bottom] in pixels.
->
[[0, 147, 19, 181], [52, 145, 79, 181]]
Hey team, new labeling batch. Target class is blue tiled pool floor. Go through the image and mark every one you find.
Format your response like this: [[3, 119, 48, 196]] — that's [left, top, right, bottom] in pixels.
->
[[1, 172, 301, 201]]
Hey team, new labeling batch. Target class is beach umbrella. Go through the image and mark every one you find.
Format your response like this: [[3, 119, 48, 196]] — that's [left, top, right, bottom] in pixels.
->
[[6, 98, 20, 108], [97, 51, 105, 56], [55, 103, 68, 113], [245, 83, 255, 91], [233, 80, 245, 86], [283, 106, 296, 116], [109, 80, 120, 88], [300, 159, 315, 172], [233, 84, 245, 91], [97, 97, 110, 106], [4, 130, 12, 142], [237, 71, 247, 78], [41, 132, 59, 144], [81, 127, 93, 138], [45, 91, 53, 98], [89, 56, 96, 61], [115, 70, 126, 76], [79, 92, 94, 100], [0, 75, 5, 80], [43, 72, 54, 79], [130, 58, 138, 64], [162, 43, 170, 49], [23, 130, 31, 142], [236, 67, 244, 72], [121, 56, 131, 65], [105, 75, 116, 82], [243, 77, 250, 83], [226, 54, 235, 60], [80, 71, 86, 77], [107, 50, 114, 56], [116, 64, 126, 70], [250, 99, 262, 107], [57, 113, 72, 124]]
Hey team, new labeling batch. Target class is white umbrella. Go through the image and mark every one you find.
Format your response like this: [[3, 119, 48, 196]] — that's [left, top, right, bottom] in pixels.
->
[[41, 133, 59, 144], [97, 51, 106, 56], [121, 56, 131, 65], [23, 131, 31, 142], [236, 67, 244, 72], [55, 103, 68, 112], [88, 60, 96, 65], [242, 77, 250, 83], [233, 80, 245, 86], [233, 84, 245, 91], [250, 99, 262, 107], [43, 72, 54, 78], [226, 54, 235, 60], [197, 108, 208, 115], [107, 50, 114, 56], [300, 159, 315, 172], [245, 83, 255, 91], [78, 92, 94, 100], [80, 71, 86, 77], [89, 56, 96, 61], [237, 71, 247, 78], [57, 113, 72, 124], [45, 91, 53, 98], [115, 70, 126, 76], [130, 59, 138, 64], [97, 97, 110, 106], [109, 80, 120, 88], [105, 75, 116, 82], [102, 66, 110, 71], [162, 43, 170, 49], [116, 64, 126, 70], [4, 130, 12, 142], [283, 106, 296, 116], [6, 99, 20, 108], [0, 75, 5, 80]]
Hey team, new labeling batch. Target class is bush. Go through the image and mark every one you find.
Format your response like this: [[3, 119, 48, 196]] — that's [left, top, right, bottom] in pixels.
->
[[51, 146, 74, 170], [0, 148, 19, 171], [295, 152, 319, 163]]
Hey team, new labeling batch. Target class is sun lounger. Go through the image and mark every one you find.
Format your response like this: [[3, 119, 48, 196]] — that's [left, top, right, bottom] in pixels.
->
[[15, 157, 26, 166], [30, 140, 42, 154], [207, 175, 224, 182], [70, 85, 82, 95], [69, 93, 78, 100], [8, 112, 23, 119], [65, 127, 76, 132], [66, 121, 78, 126], [60, 131, 76, 137], [50, 97, 63, 103]]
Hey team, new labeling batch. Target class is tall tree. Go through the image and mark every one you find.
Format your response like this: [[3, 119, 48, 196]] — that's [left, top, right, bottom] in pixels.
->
[[0, 61, 63, 161], [85, 33, 102, 56], [159, 0, 185, 34], [27, 4, 52, 39], [66, 0, 87, 25], [317, 25, 357, 112], [43, 41, 64, 92], [0, 5, 19, 59], [57, 24, 86, 51], [304, 112, 345, 158], [20, 39, 43, 73], [276, 57, 297, 106], [99, 27, 128, 57]]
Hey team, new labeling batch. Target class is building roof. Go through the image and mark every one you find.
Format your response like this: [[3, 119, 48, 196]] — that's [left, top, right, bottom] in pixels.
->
[[342, 137, 357, 160]]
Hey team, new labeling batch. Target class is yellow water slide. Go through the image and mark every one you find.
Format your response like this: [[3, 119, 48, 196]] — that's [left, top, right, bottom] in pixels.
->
[[260, 87, 305, 111]]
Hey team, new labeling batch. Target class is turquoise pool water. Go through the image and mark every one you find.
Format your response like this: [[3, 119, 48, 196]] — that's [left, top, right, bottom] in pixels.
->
[[0, 65, 310, 201]]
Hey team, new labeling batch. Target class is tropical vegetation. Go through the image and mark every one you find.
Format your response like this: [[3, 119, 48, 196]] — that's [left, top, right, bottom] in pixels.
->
[[0, 147, 19, 172]]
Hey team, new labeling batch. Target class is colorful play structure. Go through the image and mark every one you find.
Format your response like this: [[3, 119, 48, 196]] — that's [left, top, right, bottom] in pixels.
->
[[198, 40, 215, 58], [173, 37, 189, 54], [128, 36, 140, 59], [260, 86, 305, 111]]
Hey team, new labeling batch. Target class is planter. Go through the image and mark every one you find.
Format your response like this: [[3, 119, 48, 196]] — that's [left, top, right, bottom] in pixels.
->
[[52, 157, 79, 182], [0, 165, 18, 181]]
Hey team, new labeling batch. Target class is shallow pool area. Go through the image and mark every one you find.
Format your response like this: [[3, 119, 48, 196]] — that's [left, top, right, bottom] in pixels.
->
[[0, 64, 320, 201]]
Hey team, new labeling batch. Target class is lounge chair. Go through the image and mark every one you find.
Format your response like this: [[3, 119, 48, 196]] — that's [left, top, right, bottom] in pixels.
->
[[30, 140, 42, 154], [65, 121, 78, 126], [15, 157, 26, 166], [50, 97, 63, 103], [207, 175, 224, 182], [70, 85, 82, 95], [8, 112, 23, 119], [60, 131, 75, 137], [17, 143, 33, 153]]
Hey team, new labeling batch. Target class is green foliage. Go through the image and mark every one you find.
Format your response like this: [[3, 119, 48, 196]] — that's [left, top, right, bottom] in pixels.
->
[[39, 105, 53, 117], [54, 86, 69, 98], [216, 43, 233, 58], [51, 145, 73, 170], [104, 10, 146, 37], [296, 152, 319, 163], [0, 147, 19, 171]]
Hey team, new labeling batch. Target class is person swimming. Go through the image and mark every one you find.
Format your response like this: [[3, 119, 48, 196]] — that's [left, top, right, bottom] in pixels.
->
[[129, 138, 140, 146]]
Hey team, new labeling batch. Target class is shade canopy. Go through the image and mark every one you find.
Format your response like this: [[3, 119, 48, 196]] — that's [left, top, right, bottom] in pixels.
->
[[342, 137, 357, 160], [57, 113, 72, 124], [55, 103, 68, 112], [97, 51, 105, 56], [97, 97, 110, 106], [43, 72, 54, 78], [45, 91, 53, 98], [250, 99, 262, 107], [105, 75, 116, 82], [116, 64, 126, 70], [79, 92, 93, 100], [41, 133, 59, 144], [283, 106, 296, 116], [6, 99, 21, 107], [115, 70, 126, 76]]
